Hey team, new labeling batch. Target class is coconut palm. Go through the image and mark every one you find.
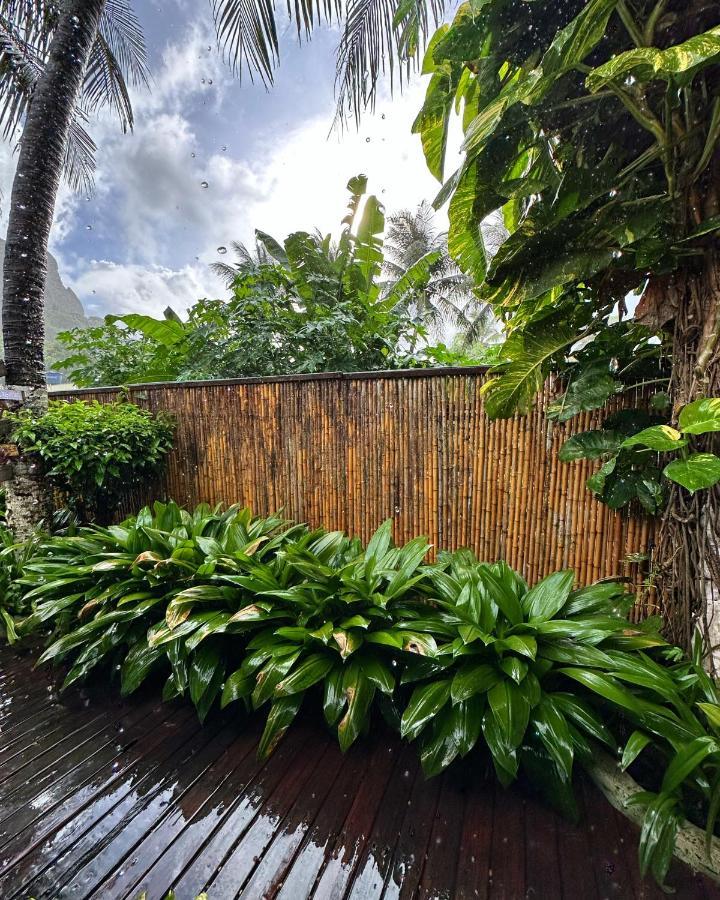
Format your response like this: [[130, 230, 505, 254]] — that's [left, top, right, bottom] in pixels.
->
[[0, 0, 445, 534], [383, 202, 498, 344]]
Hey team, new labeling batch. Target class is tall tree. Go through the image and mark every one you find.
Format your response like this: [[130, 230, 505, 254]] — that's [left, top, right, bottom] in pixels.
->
[[0, 0, 445, 534], [383, 201, 496, 341], [414, 1, 720, 661], [0, 0, 148, 536]]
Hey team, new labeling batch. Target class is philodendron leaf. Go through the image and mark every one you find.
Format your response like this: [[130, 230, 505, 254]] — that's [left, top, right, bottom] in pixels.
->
[[559, 430, 624, 462], [548, 373, 619, 422], [586, 26, 720, 92], [622, 426, 687, 452], [678, 398, 720, 435], [664, 453, 720, 493]]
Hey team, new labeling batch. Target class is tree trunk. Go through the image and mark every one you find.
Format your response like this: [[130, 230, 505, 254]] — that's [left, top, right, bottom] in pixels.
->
[[650, 244, 720, 672], [2, 0, 106, 539]]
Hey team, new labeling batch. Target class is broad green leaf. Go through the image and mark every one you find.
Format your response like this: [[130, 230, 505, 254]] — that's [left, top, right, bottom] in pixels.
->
[[451, 662, 502, 703], [523, 570, 574, 622], [698, 702, 720, 729], [221, 668, 254, 708], [252, 652, 301, 708], [548, 373, 620, 422], [323, 665, 346, 726], [106, 313, 186, 346], [359, 656, 395, 694], [558, 430, 624, 462], [587, 26, 720, 92], [487, 678, 531, 751], [541, 0, 620, 79], [337, 663, 376, 752], [275, 653, 335, 697], [189, 643, 224, 721], [678, 398, 720, 435], [664, 453, 720, 492], [257, 695, 303, 760], [558, 668, 642, 714], [551, 693, 614, 747], [532, 696, 574, 781], [621, 426, 686, 451], [121, 640, 164, 696], [401, 679, 452, 739], [481, 324, 579, 419]]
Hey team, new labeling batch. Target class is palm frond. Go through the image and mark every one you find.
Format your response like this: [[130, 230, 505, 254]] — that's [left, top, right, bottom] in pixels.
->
[[0, 12, 42, 140], [63, 107, 97, 195], [334, 0, 444, 125], [84, 0, 149, 132], [210, 260, 242, 287]]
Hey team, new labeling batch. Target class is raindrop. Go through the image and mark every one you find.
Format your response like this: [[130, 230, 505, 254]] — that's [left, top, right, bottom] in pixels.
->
[[201, 78, 206, 84], [86, 224, 93, 231], [217, 246, 227, 255], [91, 289, 96, 294], [200, 181, 209, 189], [365, 137, 371, 143], [221, 145, 227, 152], [208, 79, 213, 84], [381, 114, 385, 119], [191, 152, 196, 158]]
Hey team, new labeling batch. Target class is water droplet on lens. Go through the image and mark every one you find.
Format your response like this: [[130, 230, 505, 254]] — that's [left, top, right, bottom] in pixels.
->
[[200, 181, 209, 189], [217, 246, 227, 254]]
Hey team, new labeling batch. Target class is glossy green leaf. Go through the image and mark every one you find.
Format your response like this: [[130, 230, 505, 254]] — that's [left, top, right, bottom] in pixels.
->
[[621, 731, 652, 771], [678, 398, 720, 435], [664, 453, 720, 493], [661, 736, 719, 794], [257, 695, 303, 760], [337, 663, 376, 752], [621, 426, 686, 452], [401, 679, 452, 740], [523, 570, 574, 623], [558, 430, 624, 462], [275, 653, 335, 697]]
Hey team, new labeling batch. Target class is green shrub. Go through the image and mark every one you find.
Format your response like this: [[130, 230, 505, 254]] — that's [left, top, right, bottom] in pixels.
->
[[0, 523, 42, 643], [7, 400, 174, 523], [9, 501, 720, 886]]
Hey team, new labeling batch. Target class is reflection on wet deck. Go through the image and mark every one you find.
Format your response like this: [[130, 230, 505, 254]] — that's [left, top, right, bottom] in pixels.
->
[[0, 646, 717, 900]]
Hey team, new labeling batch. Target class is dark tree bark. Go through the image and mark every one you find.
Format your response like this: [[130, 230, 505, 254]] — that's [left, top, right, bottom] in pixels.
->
[[651, 248, 720, 672], [2, 0, 106, 537]]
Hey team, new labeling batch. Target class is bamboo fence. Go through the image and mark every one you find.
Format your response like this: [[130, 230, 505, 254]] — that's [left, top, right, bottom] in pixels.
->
[[56, 367, 654, 594]]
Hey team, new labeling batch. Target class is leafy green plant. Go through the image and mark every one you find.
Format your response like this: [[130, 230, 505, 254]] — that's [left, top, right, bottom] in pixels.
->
[[560, 398, 720, 513], [6, 400, 174, 523], [54, 176, 454, 387], [0, 523, 42, 643], [412, 0, 720, 651], [8, 501, 720, 885]]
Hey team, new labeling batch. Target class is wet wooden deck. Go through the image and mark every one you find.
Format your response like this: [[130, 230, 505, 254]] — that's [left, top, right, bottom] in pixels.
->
[[0, 645, 718, 900]]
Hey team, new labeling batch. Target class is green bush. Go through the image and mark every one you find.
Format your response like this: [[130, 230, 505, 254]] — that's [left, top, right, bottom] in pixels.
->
[[7, 400, 174, 523], [9, 501, 720, 886], [0, 523, 41, 643]]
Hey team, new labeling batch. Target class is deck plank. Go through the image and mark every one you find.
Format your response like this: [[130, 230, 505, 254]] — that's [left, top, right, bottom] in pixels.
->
[[0, 646, 716, 900]]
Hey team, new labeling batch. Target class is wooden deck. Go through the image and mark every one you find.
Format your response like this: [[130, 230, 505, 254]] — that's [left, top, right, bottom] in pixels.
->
[[0, 645, 717, 900]]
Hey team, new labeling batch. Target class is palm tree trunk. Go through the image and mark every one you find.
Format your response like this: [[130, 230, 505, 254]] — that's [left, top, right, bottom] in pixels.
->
[[2, 0, 106, 538]]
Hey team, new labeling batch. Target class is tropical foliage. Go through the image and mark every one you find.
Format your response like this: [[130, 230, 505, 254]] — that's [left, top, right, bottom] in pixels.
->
[[560, 397, 720, 513], [7, 400, 174, 522], [5, 500, 720, 886], [414, 0, 719, 419], [413, 0, 720, 654], [0, 523, 40, 643], [55, 177, 447, 387]]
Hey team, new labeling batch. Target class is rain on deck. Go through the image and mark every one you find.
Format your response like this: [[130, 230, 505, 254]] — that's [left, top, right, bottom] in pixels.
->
[[0, 645, 718, 900]]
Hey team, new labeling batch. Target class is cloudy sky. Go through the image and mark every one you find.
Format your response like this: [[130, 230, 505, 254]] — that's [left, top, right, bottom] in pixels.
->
[[0, 1, 454, 319]]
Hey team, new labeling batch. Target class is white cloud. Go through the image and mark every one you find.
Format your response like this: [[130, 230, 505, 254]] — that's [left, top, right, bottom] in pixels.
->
[[4, 13, 460, 319], [67, 259, 222, 318]]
